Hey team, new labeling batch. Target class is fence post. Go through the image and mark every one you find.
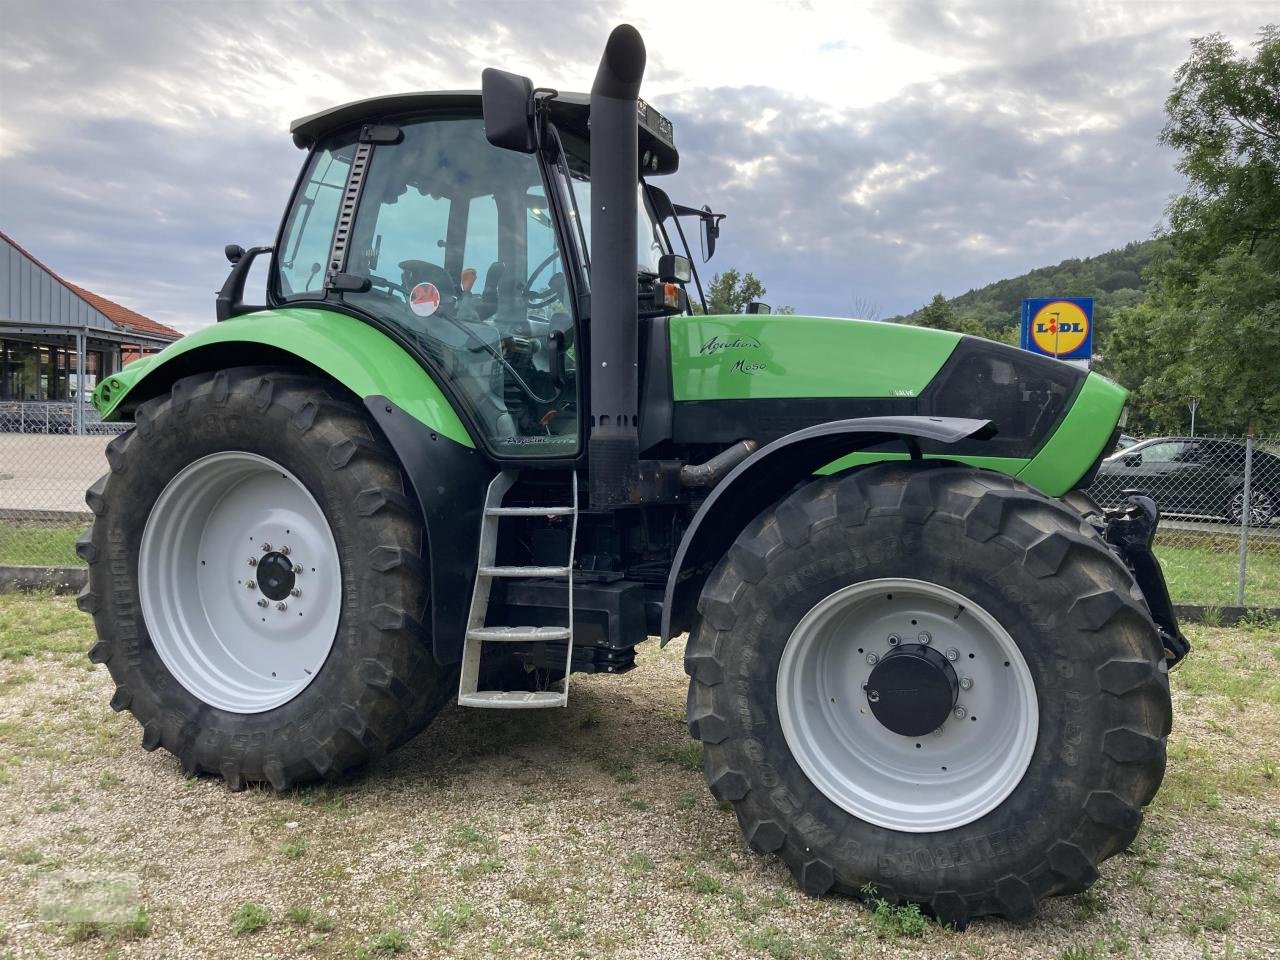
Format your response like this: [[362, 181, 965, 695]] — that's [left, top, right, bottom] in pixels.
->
[[1235, 433, 1253, 607]]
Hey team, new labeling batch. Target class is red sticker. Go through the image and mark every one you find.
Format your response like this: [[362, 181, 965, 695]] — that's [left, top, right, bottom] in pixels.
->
[[409, 281, 440, 317]]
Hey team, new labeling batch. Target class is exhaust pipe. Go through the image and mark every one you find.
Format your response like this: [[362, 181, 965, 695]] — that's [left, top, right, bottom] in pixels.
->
[[588, 24, 645, 508]]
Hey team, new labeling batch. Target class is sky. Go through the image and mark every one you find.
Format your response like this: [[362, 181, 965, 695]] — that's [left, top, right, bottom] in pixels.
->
[[0, 0, 1273, 332]]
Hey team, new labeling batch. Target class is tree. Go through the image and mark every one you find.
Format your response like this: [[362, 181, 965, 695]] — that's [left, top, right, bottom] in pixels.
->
[[909, 293, 993, 339], [705, 268, 766, 314], [1101, 26, 1280, 434]]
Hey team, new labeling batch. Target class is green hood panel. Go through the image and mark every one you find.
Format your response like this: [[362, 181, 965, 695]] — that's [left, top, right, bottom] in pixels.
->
[[91, 307, 475, 448], [669, 315, 961, 401]]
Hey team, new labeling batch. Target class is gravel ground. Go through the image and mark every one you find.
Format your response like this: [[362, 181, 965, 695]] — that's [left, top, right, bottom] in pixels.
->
[[0, 598, 1277, 959]]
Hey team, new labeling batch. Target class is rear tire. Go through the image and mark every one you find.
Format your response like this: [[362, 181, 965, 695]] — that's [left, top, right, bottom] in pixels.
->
[[1226, 486, 1276, 527], [78, 367, 455, 789], [685, 462, 1171, 925]]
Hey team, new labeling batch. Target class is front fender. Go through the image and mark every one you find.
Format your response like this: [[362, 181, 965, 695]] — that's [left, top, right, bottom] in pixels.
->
[[93, 306, 474, 449], [660, 416, 992, 643]]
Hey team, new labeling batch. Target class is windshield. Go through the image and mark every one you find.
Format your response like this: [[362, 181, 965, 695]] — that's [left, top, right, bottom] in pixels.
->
[[273, 115, 579, 458], [551, 141, 667, 278]]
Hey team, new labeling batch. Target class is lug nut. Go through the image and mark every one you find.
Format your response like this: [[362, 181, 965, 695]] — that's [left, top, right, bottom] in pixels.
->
[[887, 634, 900, 646], [261, 542, 272, 552], [257, 598, 269, 608], [276, 602, 287, 611], [280, 545, 290, 556], [293, 564, 303, 575], [933, 727, 945, 737], [946, 647, 960, 662], [245, 580, 256, 590], [960, 677, 973, 691], [867, 689, 881, 703], [866, 652, 879, 665], [247, 557, 257, 567], [290, 588, 301, 598], [953, 705, 967, 720], [918, 631, 932, 645]]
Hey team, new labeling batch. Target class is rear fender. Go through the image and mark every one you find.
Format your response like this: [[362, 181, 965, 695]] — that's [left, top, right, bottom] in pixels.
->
[[660, 416, 992, 643]]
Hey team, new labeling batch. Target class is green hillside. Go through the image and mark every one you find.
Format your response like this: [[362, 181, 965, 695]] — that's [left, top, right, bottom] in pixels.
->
[[889, 239, 1162, 343]]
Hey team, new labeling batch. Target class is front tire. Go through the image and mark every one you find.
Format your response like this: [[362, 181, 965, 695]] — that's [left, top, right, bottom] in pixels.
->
[[685, 462, 1171, 925], [78, 368, 454, 789]]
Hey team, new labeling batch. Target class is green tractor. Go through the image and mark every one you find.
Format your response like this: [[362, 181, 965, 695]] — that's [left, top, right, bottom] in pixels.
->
[[80, 24, 1187, 924]]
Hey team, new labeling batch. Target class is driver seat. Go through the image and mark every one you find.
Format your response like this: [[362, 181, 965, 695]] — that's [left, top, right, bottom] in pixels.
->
[[477, 261, 506, 321]]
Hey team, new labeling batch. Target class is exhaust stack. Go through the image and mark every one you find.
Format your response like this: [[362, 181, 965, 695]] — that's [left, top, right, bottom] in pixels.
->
[[588, 24, 645, 508]]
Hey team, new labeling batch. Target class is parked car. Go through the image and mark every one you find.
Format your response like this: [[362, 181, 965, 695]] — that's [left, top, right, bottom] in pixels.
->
[[1087, 436, 1280, 526]]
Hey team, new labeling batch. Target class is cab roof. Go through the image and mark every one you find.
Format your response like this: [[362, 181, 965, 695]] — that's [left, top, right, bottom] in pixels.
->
[[289, 90, 679, 174]]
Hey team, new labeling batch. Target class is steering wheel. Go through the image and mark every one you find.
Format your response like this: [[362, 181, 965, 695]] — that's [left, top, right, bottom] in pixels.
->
[[366, 275, 408, 302], [525, 252, 562, 308]]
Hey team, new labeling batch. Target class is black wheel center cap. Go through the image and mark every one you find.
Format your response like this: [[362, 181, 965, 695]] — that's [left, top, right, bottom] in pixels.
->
[[256, 551, 296, 601], [865, 644, 959, 737]]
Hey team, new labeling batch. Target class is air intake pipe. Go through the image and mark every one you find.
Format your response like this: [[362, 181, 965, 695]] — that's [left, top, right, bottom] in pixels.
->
[[588, 24, 645, 508]]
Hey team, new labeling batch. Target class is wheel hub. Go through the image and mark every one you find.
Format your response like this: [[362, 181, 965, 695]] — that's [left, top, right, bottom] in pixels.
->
[[255, 551, 296, 601], [865, 643, 958, 737]]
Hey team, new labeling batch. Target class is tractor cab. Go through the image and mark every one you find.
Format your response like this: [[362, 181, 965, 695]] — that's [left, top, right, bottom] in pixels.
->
[[260, 89, 707, 460]]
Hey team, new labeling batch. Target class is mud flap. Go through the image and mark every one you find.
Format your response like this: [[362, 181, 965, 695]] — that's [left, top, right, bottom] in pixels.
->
[[1103, 494, 1192, 667]]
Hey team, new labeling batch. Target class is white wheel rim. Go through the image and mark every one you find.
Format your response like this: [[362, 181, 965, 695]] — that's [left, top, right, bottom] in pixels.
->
[[776, 578, 1038, 833], [139, 451, 342, 714]]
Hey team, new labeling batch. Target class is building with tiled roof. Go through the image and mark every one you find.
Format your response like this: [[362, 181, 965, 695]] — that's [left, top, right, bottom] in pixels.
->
[[1, 229, 182, 431]]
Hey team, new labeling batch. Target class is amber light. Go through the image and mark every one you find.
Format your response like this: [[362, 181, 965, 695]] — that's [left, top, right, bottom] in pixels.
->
[[661, 283, 680, 309]]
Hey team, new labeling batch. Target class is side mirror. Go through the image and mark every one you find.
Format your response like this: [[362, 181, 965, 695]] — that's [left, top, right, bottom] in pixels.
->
[[658, 254, 691, 284], [699, 204, 720, 262], [481, 68, 536, 153]]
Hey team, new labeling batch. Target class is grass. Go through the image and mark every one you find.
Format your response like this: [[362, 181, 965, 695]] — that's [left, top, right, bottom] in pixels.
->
[[0, 522, 82, 568], [862, 884, 929, 939], [0, 592, 90, 659], [230, 902, 270, 935], [1155, 538, 1280, 607], [60, 906, 151, 945]]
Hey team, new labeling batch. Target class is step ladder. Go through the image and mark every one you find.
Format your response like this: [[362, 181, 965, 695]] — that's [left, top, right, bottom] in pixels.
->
[[458, 471, 578, 709]]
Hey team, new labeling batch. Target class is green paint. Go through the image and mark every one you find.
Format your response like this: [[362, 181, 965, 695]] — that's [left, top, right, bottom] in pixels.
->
[[1017, 372, 1127, 495], [669, 315, 960, 401], [818, 452, 1030, 476], [92, 307, 475, 447]]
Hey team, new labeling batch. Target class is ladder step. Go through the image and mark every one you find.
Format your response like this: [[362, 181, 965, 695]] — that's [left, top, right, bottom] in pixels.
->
[[466, 625, 571, 642], [459, 690, 567, 709], [486, 506, 575, 516], [478, 565, 570, 578]]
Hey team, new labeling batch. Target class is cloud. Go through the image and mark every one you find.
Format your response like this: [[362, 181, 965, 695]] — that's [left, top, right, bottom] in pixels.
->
[[0, 0, 1274, 331]]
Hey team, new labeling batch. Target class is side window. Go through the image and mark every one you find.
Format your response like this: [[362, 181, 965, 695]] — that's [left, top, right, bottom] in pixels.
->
[[359, 189, 451, 279], [463, 195, 499, 297], [525, 188, 568, 321], [276, 142, 353, 298], [328, 117, 580, 458], [1140, 442, 1185, 464]]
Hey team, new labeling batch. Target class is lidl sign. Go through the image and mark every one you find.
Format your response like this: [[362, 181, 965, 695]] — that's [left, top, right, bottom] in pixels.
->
[[1020, 297, 1093, 361]]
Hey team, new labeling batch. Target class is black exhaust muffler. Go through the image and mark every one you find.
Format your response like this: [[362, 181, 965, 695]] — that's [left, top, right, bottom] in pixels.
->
[[587, 24, 645, 508]]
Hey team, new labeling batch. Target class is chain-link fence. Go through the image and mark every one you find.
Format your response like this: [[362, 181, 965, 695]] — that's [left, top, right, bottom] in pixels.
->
[[1, 403, 122, 570], [1082, 434, 1280, 608], [2, 415, 1277, 608]]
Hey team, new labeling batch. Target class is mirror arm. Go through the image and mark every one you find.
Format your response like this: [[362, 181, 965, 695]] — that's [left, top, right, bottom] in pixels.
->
[[216, 245, 273, 322]]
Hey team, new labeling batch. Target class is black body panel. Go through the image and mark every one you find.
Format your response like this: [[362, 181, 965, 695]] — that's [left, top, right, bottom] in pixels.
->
[[366, 396, 496, 665], [660, 415, 993, 641]]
